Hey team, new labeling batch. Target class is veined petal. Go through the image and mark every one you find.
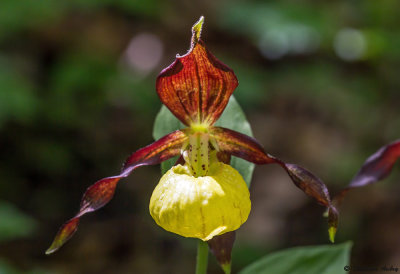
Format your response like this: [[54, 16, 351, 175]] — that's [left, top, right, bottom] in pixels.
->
[[46, 130, 188, 254], [156, 17, 238, 126], [210, 126, 338, 242], [334, 139, 400, 205], [123, 129, 189, 171]]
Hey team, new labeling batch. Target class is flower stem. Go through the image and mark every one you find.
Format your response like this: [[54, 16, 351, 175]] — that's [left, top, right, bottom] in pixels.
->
[[195, 240, 209, 274]]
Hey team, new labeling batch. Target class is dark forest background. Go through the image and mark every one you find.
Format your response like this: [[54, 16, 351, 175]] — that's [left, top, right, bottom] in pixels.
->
[[0, 0, 399, 273]]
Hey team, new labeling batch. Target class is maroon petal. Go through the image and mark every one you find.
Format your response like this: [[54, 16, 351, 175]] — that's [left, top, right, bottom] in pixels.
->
[[209, 127, 276, 164], [334, 139, 400, 205], [123, 129, 189, 170], [156, 17, 238, 126], [210, 126, 338, 242], [46, 130, 188, 254], [350, 139, 400, 187], [283, 163, 339, 243]]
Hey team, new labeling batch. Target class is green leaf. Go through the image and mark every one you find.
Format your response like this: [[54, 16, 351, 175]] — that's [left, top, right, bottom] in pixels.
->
[[214, 96, 255, 186], [152, 102, 185, 174], [239, 242, 352, 274], [152, 96, 255, 186]]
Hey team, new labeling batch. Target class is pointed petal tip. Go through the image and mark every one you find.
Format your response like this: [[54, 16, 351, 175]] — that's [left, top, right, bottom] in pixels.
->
[[222, 262, 231, 274], [328, 226, 336, 243], [208, 231, 235, 274], [45, 245, 58, 255], [45, 237, 66, 255], [192, 16, 205, 42], [45, 217, 80, 255]]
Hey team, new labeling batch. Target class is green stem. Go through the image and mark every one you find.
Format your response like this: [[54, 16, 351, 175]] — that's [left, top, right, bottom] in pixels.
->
[[195, 240, 209, 274]]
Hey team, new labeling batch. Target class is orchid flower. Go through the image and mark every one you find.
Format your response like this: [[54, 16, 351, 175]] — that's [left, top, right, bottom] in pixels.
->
[[46, 17, 340, 269]]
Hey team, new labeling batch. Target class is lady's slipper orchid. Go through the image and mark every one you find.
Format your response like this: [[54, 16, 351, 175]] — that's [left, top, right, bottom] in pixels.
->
[[46, 16, 339, 258]]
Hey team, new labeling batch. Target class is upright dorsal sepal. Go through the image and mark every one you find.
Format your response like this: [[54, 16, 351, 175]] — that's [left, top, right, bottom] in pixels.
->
[[156, 17, 238, 126]]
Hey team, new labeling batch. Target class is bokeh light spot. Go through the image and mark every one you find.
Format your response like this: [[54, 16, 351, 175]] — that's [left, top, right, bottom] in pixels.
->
[[124, 32, 163, 74], [334, 28, 367, 61]]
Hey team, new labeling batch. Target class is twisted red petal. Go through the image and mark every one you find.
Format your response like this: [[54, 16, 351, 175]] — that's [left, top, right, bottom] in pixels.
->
[[284, 163, 331, 207], [210, 126, 338, 242], [123, 129, 189, 170], [349, 139, 400, 187], [46, 130, 188, 254], [156, 19, 238, 126], [334, 139, 400, 205]]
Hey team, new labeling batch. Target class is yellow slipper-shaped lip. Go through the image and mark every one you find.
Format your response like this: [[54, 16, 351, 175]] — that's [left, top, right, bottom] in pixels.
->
[[150, 162, 251, 241]]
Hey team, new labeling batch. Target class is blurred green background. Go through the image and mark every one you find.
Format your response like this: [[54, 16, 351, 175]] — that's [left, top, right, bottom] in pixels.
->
[[0, 0, 399, 273]]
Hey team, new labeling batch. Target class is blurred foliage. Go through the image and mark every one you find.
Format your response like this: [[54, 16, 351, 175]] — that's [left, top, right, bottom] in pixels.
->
[[0, 0, 399, 273], [0, 258, 49, 274], [0, 0, 163, 41], [0, 201, 37, 243], [0, 201, 42, 273], [0, 58, 38, 127]]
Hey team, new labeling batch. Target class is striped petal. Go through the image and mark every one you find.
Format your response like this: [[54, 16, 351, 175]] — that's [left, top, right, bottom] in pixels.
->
[[156, 17, 238, 126]]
